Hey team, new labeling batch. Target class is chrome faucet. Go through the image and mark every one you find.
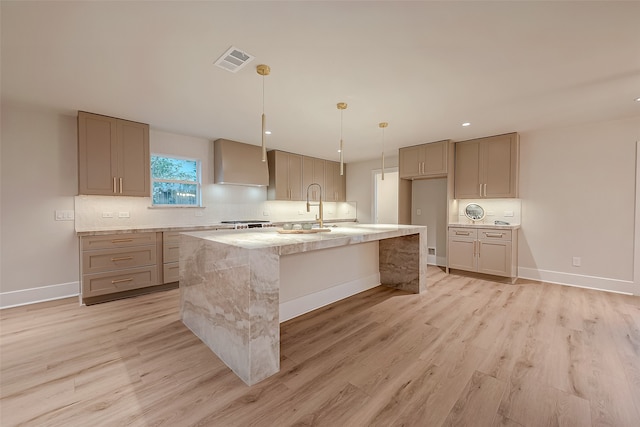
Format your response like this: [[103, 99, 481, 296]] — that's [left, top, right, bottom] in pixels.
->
[[306, 183, 324, 229]]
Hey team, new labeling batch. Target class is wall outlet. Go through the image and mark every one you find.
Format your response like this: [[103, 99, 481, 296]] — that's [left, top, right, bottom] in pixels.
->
[[416, 209, 422, 215], [298, 210, 305, 215], [194, 211, 204, 217], [118, 212, 130, 218], [102, 212, 114, 218], [487, 211, 495, 216], [55, 210, 75, 221], [262, 211, 270, 216], [504, 211, 514, 217], [572, 257, 581, 267]]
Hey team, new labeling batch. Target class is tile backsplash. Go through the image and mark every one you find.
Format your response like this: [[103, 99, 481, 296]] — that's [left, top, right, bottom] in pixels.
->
[[74, 187, 357, 231], [452, 198, 521, 225]]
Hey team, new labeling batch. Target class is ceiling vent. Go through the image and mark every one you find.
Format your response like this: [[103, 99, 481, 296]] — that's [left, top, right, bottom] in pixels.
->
[[214, 46, 254, 73]]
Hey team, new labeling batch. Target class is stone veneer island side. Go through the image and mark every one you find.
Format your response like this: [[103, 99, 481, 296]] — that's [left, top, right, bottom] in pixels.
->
[[179, 224, 427, 385]]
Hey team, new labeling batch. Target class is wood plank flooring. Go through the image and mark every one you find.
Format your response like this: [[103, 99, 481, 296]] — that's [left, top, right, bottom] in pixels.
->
[[2, 267, 640, 426]]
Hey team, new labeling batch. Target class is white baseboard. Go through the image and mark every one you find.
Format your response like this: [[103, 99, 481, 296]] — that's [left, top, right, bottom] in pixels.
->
[[518, 267, 636, 295], [280, 273, 380, 323], [0, 281, 80, 309]]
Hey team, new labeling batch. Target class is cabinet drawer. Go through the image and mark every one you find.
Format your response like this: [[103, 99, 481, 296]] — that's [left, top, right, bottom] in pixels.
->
[[163, 243, 180, 263], [163, 231, 181, 244], [82, 232, 157, 250], [82, 266, 158, 298], [82, 246, 156, 274], [479, 229, 512, 241], [163, 262, 180, 283], [448, 228, 478, 238]]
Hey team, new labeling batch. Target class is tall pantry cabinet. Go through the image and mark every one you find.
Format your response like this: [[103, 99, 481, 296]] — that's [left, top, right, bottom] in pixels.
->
[[78, 111, 150, 197]]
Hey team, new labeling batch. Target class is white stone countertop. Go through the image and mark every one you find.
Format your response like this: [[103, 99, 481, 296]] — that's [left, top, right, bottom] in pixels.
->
[[182, 224, 426, 256], [75, 224, 235, 236], [448, 223, 521, 230]]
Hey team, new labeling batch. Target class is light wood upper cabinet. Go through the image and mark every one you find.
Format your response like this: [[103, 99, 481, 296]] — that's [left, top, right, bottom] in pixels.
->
[[267, 150, 303, 201], [399, 140, 448, 179], [78, 111, 150, 197], [324, 160, 346, 202], [268, 151, 346, 202], [454, 133, 519, 199], [303, 156, 325, 201]]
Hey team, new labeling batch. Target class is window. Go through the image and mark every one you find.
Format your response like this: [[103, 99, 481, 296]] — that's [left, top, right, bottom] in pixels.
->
[[151, 155, 201, 206]]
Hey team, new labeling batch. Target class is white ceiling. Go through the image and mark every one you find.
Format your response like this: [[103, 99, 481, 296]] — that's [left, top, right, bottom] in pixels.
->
[[2, 1, 639, 163]]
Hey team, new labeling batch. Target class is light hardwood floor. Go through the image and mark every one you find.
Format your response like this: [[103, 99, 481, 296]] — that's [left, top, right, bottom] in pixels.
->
[[2, 267, 640, 426]]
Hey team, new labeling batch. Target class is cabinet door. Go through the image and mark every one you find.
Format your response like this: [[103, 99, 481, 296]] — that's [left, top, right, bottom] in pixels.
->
[[325, 161, 342, 201], [423, 141, 448, 176], [478, 240, 512, 277], [454, 140, 481, 199], [117, 119, 150, 196], [303, 157, 325, 201], [399, 146, 422, 179], [288, 153, 304, 201], [336, 163, 346, 202], [482, 134, 518, 198], [78, 112, 118, 195], [448, 237, 477, 272]]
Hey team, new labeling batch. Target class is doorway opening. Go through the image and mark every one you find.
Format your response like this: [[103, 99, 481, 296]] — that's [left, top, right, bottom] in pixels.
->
[[373, 169, 398, 224]]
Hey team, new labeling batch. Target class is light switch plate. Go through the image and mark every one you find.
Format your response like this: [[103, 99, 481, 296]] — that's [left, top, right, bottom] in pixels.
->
[[55, 210, 75, 221], [416, 209, 422, 215], [102, 212, 114, 218]]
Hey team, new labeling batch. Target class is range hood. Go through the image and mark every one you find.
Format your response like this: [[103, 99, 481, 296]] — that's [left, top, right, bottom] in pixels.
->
[[214, 138, 269, 186]]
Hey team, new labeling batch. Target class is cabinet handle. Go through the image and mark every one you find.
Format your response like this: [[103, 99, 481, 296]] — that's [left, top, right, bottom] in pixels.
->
[[111, 238, 133, 243], [169, 246, 179, 250], [484, 183, 487, 197], [455, 231, 471, 235], [113, 177, 117, 193], [168, 266, 179, 270], [479, 184, 483, 196], [485, 233, 504, 238], [111, 256, 134, 262], [111, 278, 134, 284], [119, 177, 123, 194]]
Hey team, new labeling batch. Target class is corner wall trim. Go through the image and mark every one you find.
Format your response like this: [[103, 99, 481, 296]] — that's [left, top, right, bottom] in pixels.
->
[[518, 267, 636, 295], [0, 281, 79, 309]]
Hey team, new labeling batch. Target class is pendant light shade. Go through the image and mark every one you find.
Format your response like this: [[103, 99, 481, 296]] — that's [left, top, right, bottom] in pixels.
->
[[337, 102, 348, 175], [379, 122, 388, 180], [257, 64, 270, 162]]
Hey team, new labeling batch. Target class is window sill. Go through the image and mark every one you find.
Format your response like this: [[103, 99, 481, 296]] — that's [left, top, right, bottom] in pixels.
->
[[148, 205, 206, 209]]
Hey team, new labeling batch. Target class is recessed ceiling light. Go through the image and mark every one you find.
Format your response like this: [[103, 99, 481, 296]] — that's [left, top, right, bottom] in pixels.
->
[[635, 97, 640, 102], [462, 122, 471, 127]]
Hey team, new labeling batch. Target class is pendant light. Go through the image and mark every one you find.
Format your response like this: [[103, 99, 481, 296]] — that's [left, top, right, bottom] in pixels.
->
[[337, 102, 347, 175], [256, 64, 270, 162], [379, 122, 388, 180]]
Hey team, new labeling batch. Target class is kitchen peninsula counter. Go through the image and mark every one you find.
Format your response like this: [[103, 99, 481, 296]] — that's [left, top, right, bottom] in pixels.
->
[[180, 224, 427, 385]]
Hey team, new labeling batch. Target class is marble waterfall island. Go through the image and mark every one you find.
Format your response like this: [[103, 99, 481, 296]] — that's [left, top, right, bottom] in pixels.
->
[[179, 224, 427, 385]]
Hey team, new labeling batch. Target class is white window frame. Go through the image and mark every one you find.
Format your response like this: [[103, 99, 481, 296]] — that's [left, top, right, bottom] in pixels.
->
[[151, 154, 202, 207]]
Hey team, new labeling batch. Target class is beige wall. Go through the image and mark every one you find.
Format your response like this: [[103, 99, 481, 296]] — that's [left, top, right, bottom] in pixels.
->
[[1, 101, 79, 295], [411, 178, 447, 266], [518, 116, 639, 293]]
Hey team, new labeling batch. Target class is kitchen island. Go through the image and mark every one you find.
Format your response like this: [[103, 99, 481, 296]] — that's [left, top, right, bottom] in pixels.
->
[[180, 223, 427, 385]]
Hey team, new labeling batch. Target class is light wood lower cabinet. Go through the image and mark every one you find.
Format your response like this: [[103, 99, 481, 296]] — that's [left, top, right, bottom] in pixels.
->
[[448, 227, 517, 280], [162, 231, 180, 284], [80, 232, 160, 303]]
